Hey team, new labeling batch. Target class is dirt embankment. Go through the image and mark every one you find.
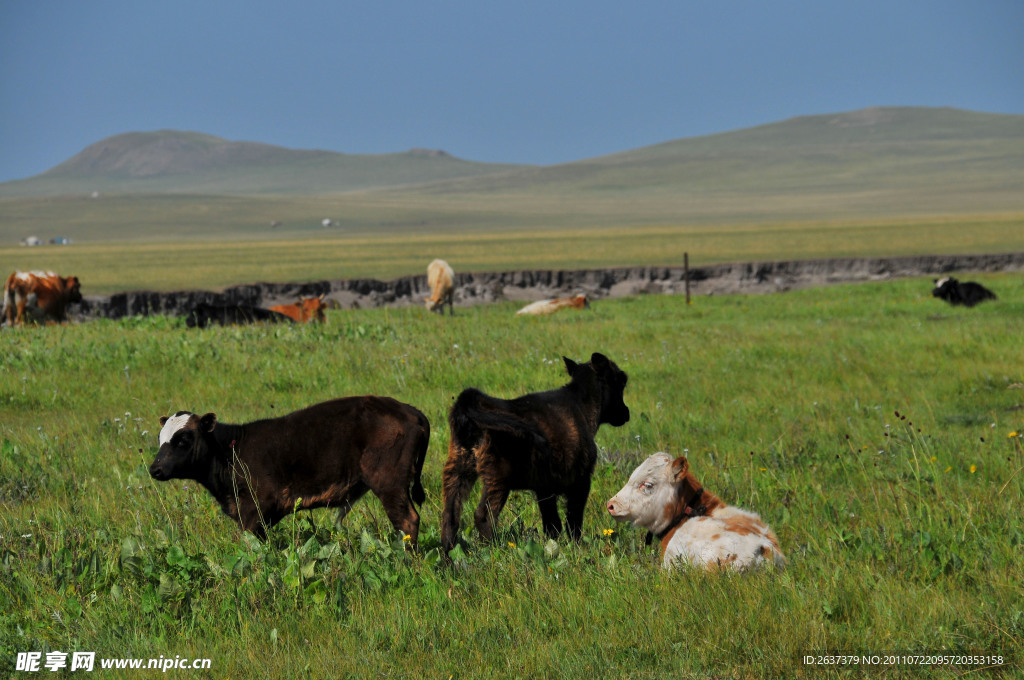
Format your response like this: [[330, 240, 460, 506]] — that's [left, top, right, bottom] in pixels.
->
[[75, 252, 1024, 320]]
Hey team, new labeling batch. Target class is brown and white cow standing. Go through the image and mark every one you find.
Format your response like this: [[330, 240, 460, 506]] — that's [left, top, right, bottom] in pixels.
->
[[440, 352, 630, 554], [149, 397, 430, 545], [607, 452, 785, 571], [424, 259, 455, 315], [3, 270, 82, 326], [270, 295, 327, 323]]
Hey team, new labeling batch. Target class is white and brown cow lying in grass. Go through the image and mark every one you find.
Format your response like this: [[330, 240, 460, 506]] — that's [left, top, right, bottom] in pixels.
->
[[424, 259, 455, 315], [515, 294, 589, 317], [607, 452, 785, 571]]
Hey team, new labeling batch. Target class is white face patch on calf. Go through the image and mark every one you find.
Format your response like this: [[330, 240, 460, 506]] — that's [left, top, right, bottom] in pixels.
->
[[934, 277, 949, 289], [607, 452, 678, 535], [159, 412, 194, 446]]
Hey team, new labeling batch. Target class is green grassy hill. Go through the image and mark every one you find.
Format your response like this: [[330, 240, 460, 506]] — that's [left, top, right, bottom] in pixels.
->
[[403, 107, 1024, 199], [0, 130, 523, 197], [0, 107, 1021, 245]]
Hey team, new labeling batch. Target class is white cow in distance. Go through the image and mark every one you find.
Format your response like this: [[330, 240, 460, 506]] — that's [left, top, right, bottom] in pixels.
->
[[515, 294, 589, 316], [424, 259, 455, 315]]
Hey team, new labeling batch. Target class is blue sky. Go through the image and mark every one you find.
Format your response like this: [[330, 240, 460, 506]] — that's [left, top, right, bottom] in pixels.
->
[[1, 0, 1022, 182]]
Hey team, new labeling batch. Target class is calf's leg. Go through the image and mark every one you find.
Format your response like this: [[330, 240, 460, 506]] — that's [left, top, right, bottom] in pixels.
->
[[473, 482, 510, 542], [536, 494, 563, 538], [239, 502, 275, 541], [564, 479, 592, 541], [332, 482, 369, 526]]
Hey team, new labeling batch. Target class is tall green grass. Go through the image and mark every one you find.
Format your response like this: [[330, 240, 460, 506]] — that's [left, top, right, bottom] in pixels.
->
[[1, 275, 1022, 678]]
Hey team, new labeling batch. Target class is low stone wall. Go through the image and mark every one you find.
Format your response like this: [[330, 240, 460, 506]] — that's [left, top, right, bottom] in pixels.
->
[[74, 252, 1024, 320]]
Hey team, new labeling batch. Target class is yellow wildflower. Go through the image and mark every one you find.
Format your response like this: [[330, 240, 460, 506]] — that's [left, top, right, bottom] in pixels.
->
[[970, 465, 977, 474], [1010, 431, 1019, 438], [508, 542, 516, 549], [603, 528, 615, 537]]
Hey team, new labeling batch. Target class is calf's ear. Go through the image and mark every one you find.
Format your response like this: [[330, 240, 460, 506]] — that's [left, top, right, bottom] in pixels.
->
[[159, 416, 169, 426], [563, 356, 579, 375], [590, 352, 610, 372], [199, 413, 217, 432], [670, 456, 690, 481]]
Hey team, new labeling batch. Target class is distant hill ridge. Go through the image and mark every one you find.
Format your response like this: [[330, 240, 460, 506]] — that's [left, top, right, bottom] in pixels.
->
[[46, 130, 327, 178], [1, 106, 1022, 205], [45, 130, 463, 178], [1, 130, 521, 196]]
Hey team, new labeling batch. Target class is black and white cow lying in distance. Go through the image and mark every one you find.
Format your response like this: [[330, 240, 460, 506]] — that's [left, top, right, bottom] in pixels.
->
[[932, 277, 997, 307]]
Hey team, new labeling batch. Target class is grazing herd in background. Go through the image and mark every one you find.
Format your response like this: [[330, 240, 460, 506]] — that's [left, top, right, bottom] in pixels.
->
[[0, 265, 1003, 329], [0, 262, 1010, 570]]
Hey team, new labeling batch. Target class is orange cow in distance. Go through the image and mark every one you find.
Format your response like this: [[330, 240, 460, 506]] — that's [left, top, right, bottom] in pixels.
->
[[270, 295, 327, 323]]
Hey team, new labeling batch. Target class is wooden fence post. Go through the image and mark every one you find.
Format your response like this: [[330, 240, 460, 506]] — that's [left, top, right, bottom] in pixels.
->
[[684, 252, 691, 305]]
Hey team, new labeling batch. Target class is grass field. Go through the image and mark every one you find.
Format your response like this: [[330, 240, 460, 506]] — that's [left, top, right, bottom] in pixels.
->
[[1, 273, 1022, 678], [3, 214, 1024, 295]]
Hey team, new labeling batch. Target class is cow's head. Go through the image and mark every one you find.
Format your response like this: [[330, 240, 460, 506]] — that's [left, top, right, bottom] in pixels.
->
[[572, 294, 590, 310], [300, 295, 327, 322], [63, 276, 82, 304], [564, 352, 629, 427], [149, 411, 219, 481], [607, 452, 692, 534], [932, 277, 956, 298]]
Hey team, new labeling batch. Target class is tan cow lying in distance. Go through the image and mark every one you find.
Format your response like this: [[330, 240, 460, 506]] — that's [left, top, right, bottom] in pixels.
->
[[607, 452, 786, 571], [424, 259, 455, 315], [270, 295, 327, 323], [515, 294, 589, 317]]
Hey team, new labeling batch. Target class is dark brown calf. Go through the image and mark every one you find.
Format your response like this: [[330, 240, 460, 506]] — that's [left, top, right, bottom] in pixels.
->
[[149, 397, 429, 544], [440, 352, 629, 553]]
